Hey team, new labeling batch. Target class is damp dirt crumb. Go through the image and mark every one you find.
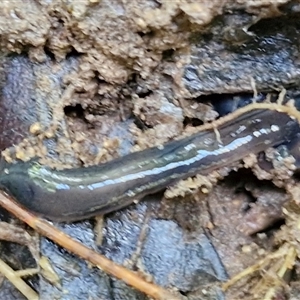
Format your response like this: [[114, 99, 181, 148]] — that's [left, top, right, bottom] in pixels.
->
[[238, 181, 289, 235], [132, 92, 184, 149]]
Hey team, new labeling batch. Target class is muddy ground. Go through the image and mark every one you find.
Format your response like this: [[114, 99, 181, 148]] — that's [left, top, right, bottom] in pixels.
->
[[1, 0, 300, 299]]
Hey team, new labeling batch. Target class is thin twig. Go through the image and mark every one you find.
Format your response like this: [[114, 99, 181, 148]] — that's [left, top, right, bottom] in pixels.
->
[[0, 258, 38, 300], [0, 192, 181, 300]]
